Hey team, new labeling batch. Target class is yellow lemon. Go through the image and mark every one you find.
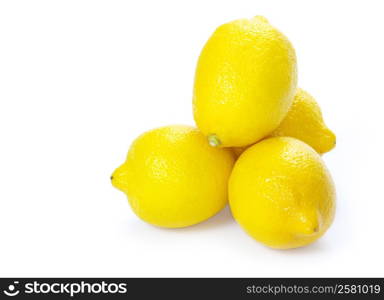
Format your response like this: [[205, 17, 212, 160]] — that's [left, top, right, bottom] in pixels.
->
[[193, 16, 297, 147], [271, 88, 336, 153], [111, 125, 235, 228], [229, 137, 336, 249], [231, 88, 336, 157]]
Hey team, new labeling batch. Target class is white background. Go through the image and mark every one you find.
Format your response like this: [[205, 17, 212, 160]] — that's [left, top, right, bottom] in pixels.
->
[[0, 0, 382, 277]]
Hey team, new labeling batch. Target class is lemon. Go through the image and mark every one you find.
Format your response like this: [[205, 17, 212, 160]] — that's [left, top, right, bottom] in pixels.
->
[[229, 137, 336, 249], [193, 16, 297, 147], [111, 125, 235, 228], [271, 88, 336, 153], [231, 88, 336, 157]]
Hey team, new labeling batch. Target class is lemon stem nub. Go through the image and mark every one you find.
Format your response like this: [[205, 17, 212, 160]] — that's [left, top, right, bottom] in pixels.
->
[[208, 134, 221, 147]]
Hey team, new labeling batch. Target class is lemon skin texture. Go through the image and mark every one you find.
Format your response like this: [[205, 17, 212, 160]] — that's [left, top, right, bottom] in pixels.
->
[[193, 16, 298, 147], [229, 137, 336, 249], [111, 125, 235, 228], [271, 88, 336, 154]]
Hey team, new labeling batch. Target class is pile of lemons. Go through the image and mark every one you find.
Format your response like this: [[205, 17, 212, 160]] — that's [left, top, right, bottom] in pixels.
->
[[112, 16, 336, 249]]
